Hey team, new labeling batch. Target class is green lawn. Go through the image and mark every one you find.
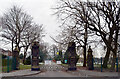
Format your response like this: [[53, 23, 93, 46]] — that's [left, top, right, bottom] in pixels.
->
[[19, 64, 31, 70], [2, 66, 7, 72], [76, 63, 83, 66], [118, 64, 120, 68], [2, 66, 13, 72], [61, 64, 68, 67], [2, 64, 31, 72]]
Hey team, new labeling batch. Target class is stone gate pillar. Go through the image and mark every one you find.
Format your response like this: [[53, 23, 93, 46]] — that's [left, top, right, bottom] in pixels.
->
[[31, 41, 40, 71], [67, 42, 79, 71], [87, 46, 94, 70]]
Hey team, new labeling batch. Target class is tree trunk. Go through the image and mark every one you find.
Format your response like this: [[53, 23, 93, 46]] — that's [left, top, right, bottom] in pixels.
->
[[11, 37, 15, 55], [23, 46, 29, 64], [53, 48, 55, 58], [111, 46, 117, 71], [110, 50, 117, 71], [23, 52, 27, 64], [83, 23, 87, 67], [12, 38, 14, 53], [102, 48, 110, 68], [83, 46, 86, 67], [110, 29, 118, 71]]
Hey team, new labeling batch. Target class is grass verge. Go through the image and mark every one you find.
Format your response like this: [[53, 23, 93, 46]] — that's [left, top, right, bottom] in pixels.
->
[[19, 64, 31, 70]]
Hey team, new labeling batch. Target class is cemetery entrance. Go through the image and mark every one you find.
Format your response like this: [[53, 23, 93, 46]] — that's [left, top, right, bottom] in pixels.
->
[[40, 60, 67, 71], [31, 41, 66, 71]]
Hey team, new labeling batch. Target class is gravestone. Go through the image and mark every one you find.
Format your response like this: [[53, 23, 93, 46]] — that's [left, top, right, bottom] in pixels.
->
[[87, 46, 94, 70], [67, 42, 79, 71], [31, 41, 40, 71]]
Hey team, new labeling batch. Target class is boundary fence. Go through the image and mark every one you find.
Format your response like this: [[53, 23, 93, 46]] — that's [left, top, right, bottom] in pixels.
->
[[2, 56, 16, 73], [93, 57, 120, 72]]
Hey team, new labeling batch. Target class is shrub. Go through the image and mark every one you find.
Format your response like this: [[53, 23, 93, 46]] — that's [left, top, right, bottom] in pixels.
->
[[24, 56, 31, 65]]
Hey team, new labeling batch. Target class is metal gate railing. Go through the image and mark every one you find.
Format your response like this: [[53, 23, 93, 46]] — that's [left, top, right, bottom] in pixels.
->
[[93, 57, 119, 72], [2, 56, 16, 73]]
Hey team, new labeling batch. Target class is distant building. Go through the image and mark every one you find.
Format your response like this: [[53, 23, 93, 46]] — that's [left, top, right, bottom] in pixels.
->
[[0, 48, 12, 56]]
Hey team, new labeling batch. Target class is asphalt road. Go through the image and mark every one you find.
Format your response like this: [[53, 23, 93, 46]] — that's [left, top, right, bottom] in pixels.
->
[[27, 71, 80, 77], [2, 62, 118, 79], [25, 61, 80, 77]]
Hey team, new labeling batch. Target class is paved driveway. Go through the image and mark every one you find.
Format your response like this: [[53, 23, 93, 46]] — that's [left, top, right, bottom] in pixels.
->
[[26, 61, 81, 77]]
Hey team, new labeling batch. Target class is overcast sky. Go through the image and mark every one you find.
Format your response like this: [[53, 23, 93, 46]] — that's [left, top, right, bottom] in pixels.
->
[[0, 0, 60, 48], [0, 0, 108, 58]]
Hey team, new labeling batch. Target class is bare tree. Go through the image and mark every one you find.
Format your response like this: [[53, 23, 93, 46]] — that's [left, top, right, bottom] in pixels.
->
[[1, 5, 33, 52], [21, 23, 44, 64], [1, 5, 46, 67], [54, 0, 120, 69], [53, 0, 97, 67], [49, 44, 58, 58], [83, 1, 120, 69]]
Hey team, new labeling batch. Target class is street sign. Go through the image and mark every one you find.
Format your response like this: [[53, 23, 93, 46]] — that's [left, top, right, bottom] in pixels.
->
[[57, 52, 59, 55], [45, 60, 51, 65], [65, 60, 67, 63]]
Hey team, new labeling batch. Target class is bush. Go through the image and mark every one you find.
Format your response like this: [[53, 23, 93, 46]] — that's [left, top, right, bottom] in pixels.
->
[[54, 55, 62, 61], [2, 54, 7, 59], [19, 53, 24, 59], [24, 56, 31, 65], [39, 58, 43, 62]]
